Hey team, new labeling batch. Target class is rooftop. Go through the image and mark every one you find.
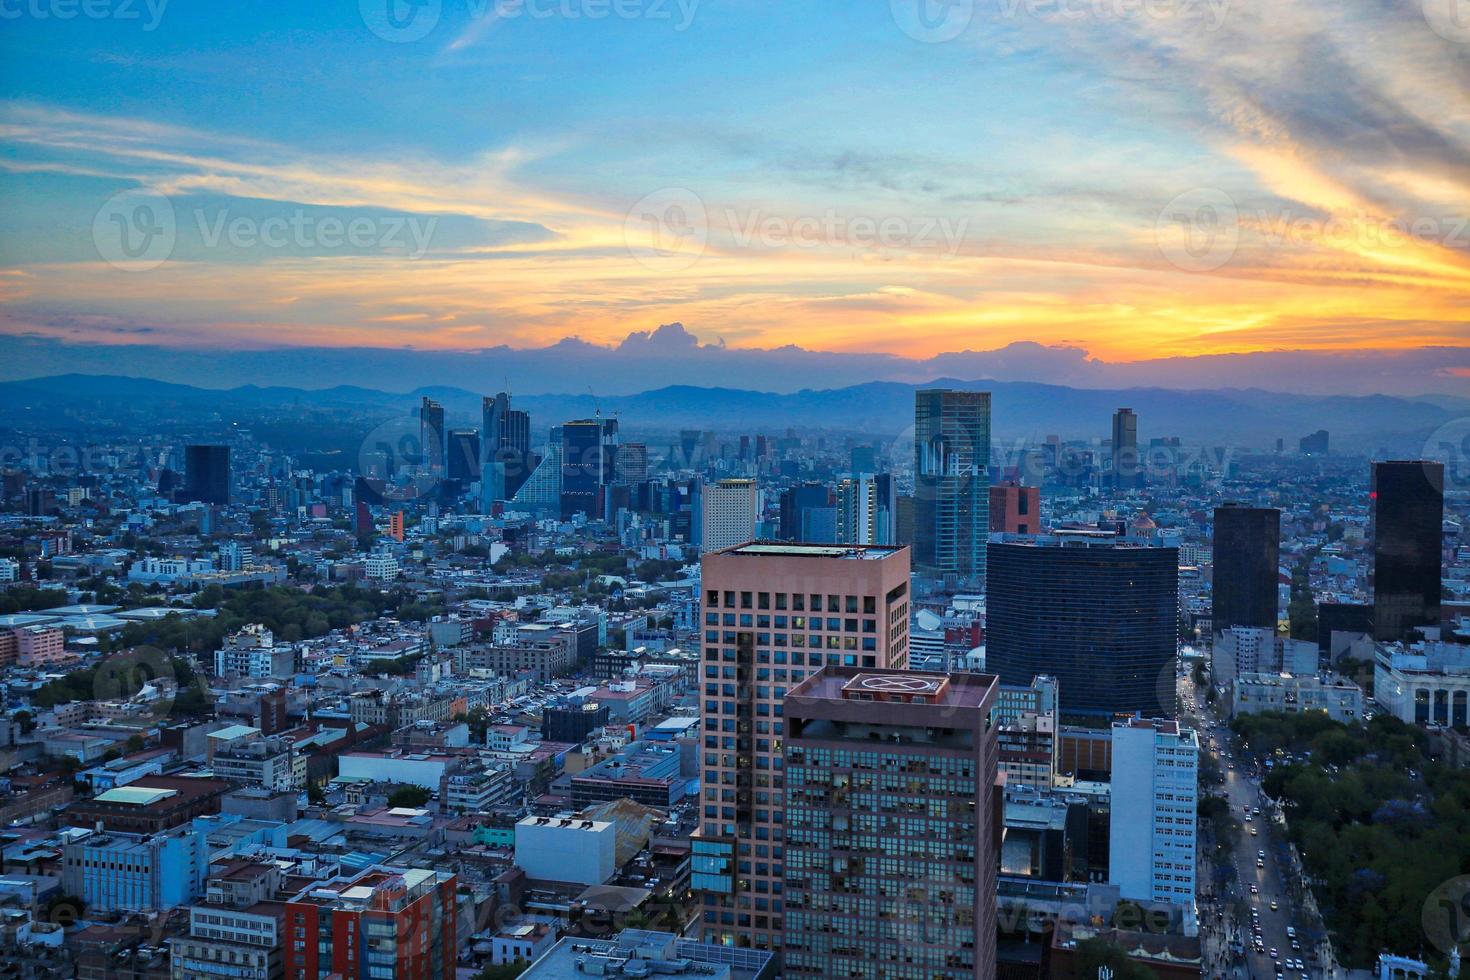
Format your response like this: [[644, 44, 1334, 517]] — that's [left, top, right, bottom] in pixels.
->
[[93, 786, 178, 807], [717, 541, 904, 560], [522, 929, 773, 980]]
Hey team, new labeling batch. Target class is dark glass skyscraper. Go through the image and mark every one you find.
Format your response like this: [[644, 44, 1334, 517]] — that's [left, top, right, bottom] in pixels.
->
[[481, 393, 535, 498], [1111, 407, 1139, 490], [560, 417, 618, 519], [420, 397, 445, 473], [1372, 460, 1443, 641], [987, 533, 1178, 718], [1212, 503, 1280, 633], [778, 482, 831, 541], [446, 429, 480, 483], [181, 445, 230, 505], [913, 389, 990, 583]]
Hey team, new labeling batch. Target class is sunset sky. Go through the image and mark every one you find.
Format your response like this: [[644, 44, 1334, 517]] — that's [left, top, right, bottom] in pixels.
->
[[0, 1, 1467, 365]]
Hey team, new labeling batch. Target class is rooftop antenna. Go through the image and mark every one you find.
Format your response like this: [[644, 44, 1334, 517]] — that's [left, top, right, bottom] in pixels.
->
[[587, 386, 601, 418]]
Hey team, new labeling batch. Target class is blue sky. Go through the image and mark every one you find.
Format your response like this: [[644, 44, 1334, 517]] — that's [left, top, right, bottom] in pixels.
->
[[0, 0, 1466, 363]]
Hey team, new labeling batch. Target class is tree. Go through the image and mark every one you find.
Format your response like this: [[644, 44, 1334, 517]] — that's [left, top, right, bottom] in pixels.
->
[[475, 963, 528, 980], [306, 781, 326, 805], [387, 785, 431, 808], [1073, 937, 1159, 979]]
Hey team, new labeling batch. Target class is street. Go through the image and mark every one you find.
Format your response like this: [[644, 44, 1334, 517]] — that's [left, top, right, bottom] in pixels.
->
[[1182, 674, 1324, 980]]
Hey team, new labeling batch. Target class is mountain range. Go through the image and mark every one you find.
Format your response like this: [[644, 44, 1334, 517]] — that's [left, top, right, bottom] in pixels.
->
[[1, 373, 1461, 454], [2, 327, 1467, 399]]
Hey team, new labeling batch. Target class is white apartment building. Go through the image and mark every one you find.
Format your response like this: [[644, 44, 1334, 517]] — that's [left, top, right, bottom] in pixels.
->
[[1109, 718, 1198, 919], [364, 550, 400, 581], [700, 479, 758, 554], [1212, 626, 1318, 684]]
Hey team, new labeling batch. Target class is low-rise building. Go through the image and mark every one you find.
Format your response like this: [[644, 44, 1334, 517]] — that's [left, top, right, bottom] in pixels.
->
[[514, 815, 617, 885], [62, 825, 208, 912], [1228, 671, 1363, 722], [1374, 639, 1470, 728]]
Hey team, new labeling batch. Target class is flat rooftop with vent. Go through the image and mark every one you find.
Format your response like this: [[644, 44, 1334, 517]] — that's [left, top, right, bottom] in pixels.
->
[[520, 929, 775, 980]]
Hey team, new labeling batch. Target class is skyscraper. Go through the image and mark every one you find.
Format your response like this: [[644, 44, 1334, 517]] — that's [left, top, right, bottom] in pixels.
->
[[616, 442, 650, 483], [1211, 503, 1281, 634], [481, 392, 509, 459], [420, 397, 445, 473], [1111, 407, 1139, 490], [1109, 718, 1199, 915], [987, 532, 1178, 718], [913, 389, 991, 583], [782, 666, 999, 978], [989, 480, 1040, 535], [834, 474, 895, 545], [181, 445, 230, 505], [446, 428, 480, 483], [1300, 429, 1329, 455], [1372, 460, 1444, 641], [693, 542, 912, 955], [560, 417, 618, 520], [778, 482, 830, 541], [701, 478, 758, 552]]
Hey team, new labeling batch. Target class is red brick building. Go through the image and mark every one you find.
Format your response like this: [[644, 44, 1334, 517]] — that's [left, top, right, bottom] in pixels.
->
[[283, 865, 456, 979]]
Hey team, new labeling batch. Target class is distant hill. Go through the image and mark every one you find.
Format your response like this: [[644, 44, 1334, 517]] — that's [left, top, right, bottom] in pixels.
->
[[0, 373, 1454, 453]]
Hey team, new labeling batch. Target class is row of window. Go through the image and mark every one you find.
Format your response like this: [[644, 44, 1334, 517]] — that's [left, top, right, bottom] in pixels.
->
[[707, 590, 879, 614]]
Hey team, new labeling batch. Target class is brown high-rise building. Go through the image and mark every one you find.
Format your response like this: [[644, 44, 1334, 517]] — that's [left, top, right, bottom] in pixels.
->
[[782, 666, 1000, 978], [989, 480, 1041, 535], [693, 542, 912, 955]]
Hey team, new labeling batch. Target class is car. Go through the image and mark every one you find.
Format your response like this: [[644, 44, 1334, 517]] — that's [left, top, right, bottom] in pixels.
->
[[1253, 807, 1262, 815], [1258, 850, 1266, 859], [1270, 900, 1278, 911], [1251, 826, 1258, 835], [1249, 885, 1259, 895], [1246, 813, 1253, 822], [1257, 858, 1265, 868], [1270, 948, 1279, 959]]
